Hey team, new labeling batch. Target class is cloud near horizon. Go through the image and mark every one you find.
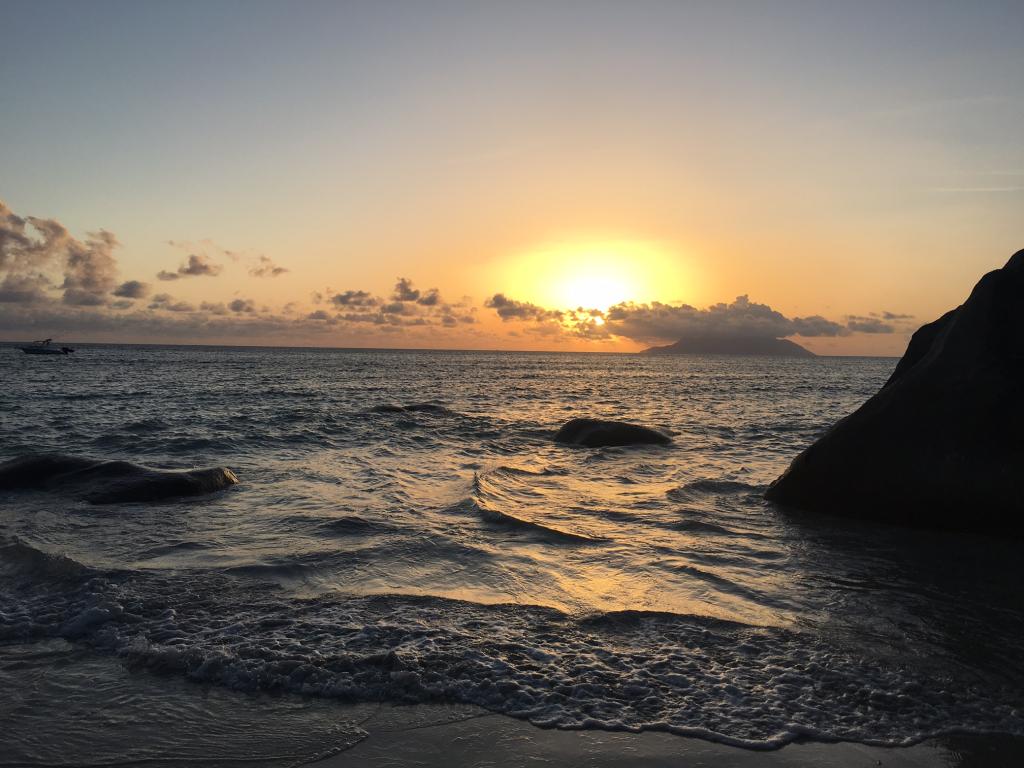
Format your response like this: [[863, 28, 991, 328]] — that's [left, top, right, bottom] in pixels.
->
[[169, 240, 288, 279], [157, 253, 222, 281], [1, 200, 120, 307], [485, 293, 912, 345], [310, 278, 474, 328], [1, 201, 916, 348], [112, 280, 150, 299], [485, 293, 563, 322]]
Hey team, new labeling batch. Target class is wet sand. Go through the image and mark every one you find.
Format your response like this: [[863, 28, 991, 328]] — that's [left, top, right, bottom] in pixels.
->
[[3, 642, 1022, 767], [317, 703, 1024, 768]]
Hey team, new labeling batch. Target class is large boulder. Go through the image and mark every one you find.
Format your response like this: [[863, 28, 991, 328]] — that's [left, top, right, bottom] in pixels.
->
[[765, 250, 1024, 536], [0, 453, 239, 504], [554, 418, 672, 448]]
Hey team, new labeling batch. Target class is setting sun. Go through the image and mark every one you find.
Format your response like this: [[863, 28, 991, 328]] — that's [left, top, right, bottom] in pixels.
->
[[499, 240, 691, 311], [560, 272, 631, 310]]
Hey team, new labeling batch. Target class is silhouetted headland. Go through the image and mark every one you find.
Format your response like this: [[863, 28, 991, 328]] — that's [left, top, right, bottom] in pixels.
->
[[642, 336, 815, 357], [0, 453, 238, 503], [766, 249, 1024, 537], [554, 418, 672, 447]]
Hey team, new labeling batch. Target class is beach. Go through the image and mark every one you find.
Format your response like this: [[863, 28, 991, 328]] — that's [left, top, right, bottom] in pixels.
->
[[5, 640, 1022, 768]]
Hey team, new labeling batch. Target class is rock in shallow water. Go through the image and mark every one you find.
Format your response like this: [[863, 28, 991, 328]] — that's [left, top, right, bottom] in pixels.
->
[[553, 418, 672, 448], [0, 453, 238, 503], [766, 249, 1024, 537]]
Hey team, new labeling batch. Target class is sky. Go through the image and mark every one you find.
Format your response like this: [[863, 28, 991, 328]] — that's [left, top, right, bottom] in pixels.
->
[[1, 0, 1022, 354]]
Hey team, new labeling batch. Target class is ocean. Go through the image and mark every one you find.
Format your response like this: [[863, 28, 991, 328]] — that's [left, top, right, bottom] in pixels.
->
[[1, 345, 1022, 762]]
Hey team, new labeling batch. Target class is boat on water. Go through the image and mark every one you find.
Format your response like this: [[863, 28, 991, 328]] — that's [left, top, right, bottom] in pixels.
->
[[19, 339, 74, 355]]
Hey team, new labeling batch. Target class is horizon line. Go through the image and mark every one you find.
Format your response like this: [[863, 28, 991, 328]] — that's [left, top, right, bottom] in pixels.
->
[[0, 339, 901, 359]]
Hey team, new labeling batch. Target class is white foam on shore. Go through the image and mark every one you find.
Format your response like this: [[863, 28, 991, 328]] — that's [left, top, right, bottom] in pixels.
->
[[2, 544, 1021, 751]]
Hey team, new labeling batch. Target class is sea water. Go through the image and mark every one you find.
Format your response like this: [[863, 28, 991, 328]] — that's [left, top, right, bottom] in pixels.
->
[[1, 345, 1021, 755]]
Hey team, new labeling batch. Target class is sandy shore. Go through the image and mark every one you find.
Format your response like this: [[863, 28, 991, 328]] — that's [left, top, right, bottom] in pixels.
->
[[315, 703, 1024, 768], [2, 642, 1021, 768]]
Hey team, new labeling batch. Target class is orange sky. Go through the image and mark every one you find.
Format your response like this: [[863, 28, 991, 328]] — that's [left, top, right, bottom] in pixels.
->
[[2, 3, 1022, 355]]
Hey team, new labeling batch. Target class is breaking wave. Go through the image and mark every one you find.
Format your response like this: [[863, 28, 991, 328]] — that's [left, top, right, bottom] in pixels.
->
[[0, 544, 1021, 750]]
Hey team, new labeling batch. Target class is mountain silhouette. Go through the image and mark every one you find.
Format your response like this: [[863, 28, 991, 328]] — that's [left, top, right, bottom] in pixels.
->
[[641, 335, 815, 357]]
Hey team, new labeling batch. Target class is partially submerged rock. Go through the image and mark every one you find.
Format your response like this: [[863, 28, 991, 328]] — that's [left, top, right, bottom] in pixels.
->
[[0, 453, 239, 504], [766, 250, 1024, 537], [554, 418, 672, 448]]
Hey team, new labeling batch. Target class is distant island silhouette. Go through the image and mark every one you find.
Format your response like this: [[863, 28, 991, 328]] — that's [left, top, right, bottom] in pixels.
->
[[641, 336, 815, 357]]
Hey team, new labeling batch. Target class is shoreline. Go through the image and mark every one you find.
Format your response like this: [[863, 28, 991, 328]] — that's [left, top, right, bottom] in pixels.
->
[[316, 704, 1024, 767], [2, 641, 1021, 768]]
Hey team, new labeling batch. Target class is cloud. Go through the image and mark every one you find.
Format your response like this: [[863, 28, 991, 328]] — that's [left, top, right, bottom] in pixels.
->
[[200, 301, 228, 315], [331, 289, 378, 307], [791, 315, 848, 337], [0, 203, 475, 344], [178, 253, 221, 277], [0, 201, 64, 272], [487, 292, 904, 344], [392, 277, 420, 302], [158, 253, 222, 280], [417, 287, 441, 306], [112, 280, 150, 299], [0, 273, 50, 303], [249, 255, 288, 278], [440, 307, 477, 326], [1, 201, 912, 350], [0, 272, 50, 303], [485, 293, 563, 322], [148, 293, 195, 312], [845, 315, 894, 334], [61, 229, 119, 305], [389, 277, 443, 307], [168, 239, 287, 278], [389, 278, 443, 307], [1, 200, 121, 307], [310, 279, 458, 328], [601, 295, 850, 343], [0, 301, 345, 342]]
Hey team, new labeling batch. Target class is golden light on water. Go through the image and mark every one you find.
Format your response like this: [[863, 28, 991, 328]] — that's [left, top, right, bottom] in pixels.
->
[[500, 240, 692, 311]]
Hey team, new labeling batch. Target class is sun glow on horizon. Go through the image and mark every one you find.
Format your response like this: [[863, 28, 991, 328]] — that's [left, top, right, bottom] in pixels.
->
[[500, 240, 692, 311]]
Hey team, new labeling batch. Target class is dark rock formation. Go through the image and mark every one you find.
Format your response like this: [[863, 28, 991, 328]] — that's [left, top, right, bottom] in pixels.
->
[[0, 453, 239, 504], [766, 250, 1024, 536], [554, 418, 672, 448], [642, 336, 815, 357]]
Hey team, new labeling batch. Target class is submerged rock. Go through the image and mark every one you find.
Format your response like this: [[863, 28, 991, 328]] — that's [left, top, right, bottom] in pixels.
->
[[766, 250, 1024, 536], [0, 453, 239, 504], [553, 418, 672, 448]]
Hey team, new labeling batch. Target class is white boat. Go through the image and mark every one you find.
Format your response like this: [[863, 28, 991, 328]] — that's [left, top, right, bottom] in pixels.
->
[[19, 339, 74, 355]]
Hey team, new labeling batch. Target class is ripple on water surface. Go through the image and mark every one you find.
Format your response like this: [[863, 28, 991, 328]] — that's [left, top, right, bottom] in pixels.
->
[[1, 347, 1022, 750]]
